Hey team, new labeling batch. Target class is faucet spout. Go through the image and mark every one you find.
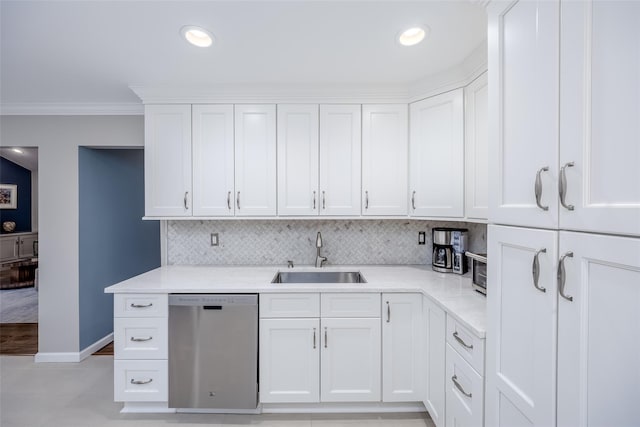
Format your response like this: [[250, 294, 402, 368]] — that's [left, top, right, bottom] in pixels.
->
[[315, 232, 327, 268]]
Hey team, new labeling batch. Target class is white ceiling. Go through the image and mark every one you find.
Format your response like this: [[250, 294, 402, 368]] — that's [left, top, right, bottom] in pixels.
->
[[0, 148, 39, 171], [0, 0, 487, 110]]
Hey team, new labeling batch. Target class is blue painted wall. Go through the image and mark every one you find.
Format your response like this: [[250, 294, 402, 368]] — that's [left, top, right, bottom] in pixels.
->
[[79, 148, 160, 350], [0, 157, 32, 233]]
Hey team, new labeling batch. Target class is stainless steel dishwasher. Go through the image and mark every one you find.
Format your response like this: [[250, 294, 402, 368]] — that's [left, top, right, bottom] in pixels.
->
[[168, 294, 258, 411]]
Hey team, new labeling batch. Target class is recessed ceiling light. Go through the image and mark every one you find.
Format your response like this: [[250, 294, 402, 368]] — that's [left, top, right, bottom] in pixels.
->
[[180, 25, 214, 48], [11, 148, 23, 154], [398, 26, 428, 46]]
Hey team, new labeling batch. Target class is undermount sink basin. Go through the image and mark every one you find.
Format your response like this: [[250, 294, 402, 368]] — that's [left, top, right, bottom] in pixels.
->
[[271, 271, 367, 284]]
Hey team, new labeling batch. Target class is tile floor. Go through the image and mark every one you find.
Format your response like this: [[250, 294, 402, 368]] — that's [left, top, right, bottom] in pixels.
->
[[0, 356, 435, 427]]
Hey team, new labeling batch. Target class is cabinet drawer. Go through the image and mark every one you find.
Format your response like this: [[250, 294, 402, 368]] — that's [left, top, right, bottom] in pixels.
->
[[446, 316, 485, 375], [445, 344, 484, 427], [114, 317, 168, 360], [114, 294, 168, 318], [321, 293, 380, 317], [114, 360, 168, 402], [260, 293, 320, 318]]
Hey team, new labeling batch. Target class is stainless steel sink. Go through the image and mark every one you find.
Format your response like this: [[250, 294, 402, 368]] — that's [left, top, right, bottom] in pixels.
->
[[271, 271, 367, 284]]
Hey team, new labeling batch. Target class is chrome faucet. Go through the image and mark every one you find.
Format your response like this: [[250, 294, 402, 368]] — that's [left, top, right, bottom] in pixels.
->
[[315, 232, 327, 268]]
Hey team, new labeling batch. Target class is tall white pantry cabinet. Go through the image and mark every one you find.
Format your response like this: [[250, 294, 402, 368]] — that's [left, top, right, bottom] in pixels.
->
[[487, 1, 640, 427]]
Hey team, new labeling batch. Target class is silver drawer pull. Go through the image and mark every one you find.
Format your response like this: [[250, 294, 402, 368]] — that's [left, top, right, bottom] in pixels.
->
[[184, 191, 189, 210], [313, 328, 316, 349], [453, 331, 473, 349], [534, 166, 550, 211], [365, 191, 369, 209], [411, 191, 416, 210], [130, 336, 153, 342], [532, 248, 547, 293], [324, 327, 328, 348], [452, 375, 472, 398], [558, 251, 574, 302], [130, 378, 153, 385], [237, 191, 241, 210], [313, 191, 316, 210], [130, 303, 153, 308], [227, 191, 231, 210], [386, 301, 391, 323]]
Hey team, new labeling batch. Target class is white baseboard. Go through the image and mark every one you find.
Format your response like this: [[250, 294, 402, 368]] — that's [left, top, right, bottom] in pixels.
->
[[34, 332, 114, 363], [261, 402, 426, 414], [120, 402, 175, 414]]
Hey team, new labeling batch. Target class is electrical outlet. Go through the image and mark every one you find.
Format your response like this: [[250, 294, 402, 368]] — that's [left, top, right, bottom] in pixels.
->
[[210, 233, 219, 246], [418, 231, 426, 245]]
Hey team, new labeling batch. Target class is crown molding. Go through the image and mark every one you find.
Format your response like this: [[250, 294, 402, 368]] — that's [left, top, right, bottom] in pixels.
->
[[129, 84, 410, 105], [0, 103, 143, 116]]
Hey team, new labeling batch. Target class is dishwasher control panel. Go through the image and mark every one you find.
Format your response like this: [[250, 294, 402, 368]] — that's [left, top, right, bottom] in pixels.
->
[[169, 294, 257, 306]]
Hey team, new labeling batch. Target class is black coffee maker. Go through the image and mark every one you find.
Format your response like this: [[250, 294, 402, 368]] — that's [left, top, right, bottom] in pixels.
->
[[432, 227, 468, 273]]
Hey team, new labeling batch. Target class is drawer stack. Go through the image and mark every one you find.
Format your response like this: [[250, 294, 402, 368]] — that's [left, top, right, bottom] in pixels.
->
[[113, 294, 168, 403], [445, 317, 485, 426]]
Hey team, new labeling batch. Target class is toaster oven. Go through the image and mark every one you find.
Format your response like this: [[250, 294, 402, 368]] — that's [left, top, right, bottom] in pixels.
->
[[465, 252, 487, 295]]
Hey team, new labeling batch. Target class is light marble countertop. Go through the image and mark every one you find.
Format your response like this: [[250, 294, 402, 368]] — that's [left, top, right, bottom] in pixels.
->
[[105, 264, 486, 337]]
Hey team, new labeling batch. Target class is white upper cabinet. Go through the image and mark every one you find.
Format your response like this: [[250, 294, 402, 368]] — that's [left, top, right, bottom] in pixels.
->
[[277, 105, 320, 216], [234, 104, 277, 216], [319, 105, 362, 216], [559, 1, 640, 237], [144, 104, 192, 217], [464, 72, 489, 220], [409, 89, 464, 218], [486, 224, 559, 427], [556, 231, 640, 427], [488, 0, 560, 229], [192, 105, 235, 216], [362, 105, 408, 216]]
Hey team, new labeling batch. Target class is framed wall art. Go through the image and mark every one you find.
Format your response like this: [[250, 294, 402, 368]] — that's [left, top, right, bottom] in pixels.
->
[[0, 184, 17, 209]]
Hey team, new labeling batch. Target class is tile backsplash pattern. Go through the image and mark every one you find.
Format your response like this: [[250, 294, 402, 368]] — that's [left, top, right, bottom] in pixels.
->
[[167, 220, 487, 266]]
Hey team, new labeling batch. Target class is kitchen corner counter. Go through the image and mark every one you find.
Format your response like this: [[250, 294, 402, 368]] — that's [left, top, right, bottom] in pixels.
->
[[105, 264, 486, 337]]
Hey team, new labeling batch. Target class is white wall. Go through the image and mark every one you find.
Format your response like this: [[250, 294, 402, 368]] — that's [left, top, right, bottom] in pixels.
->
[[0, 116, 143, 357]]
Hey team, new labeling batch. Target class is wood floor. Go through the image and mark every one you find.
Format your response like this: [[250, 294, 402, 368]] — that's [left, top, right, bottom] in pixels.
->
[[0, 323, 113, 356]]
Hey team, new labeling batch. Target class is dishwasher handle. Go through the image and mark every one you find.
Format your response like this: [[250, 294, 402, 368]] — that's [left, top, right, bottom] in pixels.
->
[[204, 305, 223, 310]]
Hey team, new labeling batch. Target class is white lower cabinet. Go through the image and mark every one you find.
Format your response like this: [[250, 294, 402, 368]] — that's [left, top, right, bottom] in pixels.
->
[[423, 296, 446, 427], [382, 293, 423, 402], [259, 318, 320, 403], [321, 317, 381, 402], [113, 293, 168, 403]]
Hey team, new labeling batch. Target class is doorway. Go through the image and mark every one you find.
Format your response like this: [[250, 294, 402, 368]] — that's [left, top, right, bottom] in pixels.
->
[[0, 147, 38, 355]]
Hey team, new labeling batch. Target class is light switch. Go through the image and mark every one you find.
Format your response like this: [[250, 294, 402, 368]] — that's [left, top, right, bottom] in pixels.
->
[[418, 231, 426, 245], [211, 233, 219, 246]]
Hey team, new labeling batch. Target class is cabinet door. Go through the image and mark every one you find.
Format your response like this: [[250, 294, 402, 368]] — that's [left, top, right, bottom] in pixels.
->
[[382, 293, 423, 402], [192, 105, 235, 216], [464, 72, 489, 220], [319, 105, 361, 216], [486, 224, 558, 427], [234, 104, 277, 216], [445, 344, 484, 427], [409, 89, 464, 218], [277, 104, 319, 216], [144, 104, 192, 217], [0, 236, 18, 262], [423, 296, 446, 427], [260, 318, 320, 403], [18, 233, 37, 258], [488, 0, 559, 228], [559, 1, 640, 237], [362, 104, 408, 216], [320, 317, 380, 402], [557, 232, 640, 427]]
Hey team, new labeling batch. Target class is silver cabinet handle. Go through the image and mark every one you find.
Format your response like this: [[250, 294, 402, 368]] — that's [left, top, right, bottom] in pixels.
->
[[534, 166, 550, 211], [184, 191, 189, 210], [559, 162, 575, 211], [130, 336, 152, 342], [324, 327, 328, 348], [130, 378, 153, 385], [532, 248, 547, 293], [227, 191, 231, 210], [236, 191, 241, 210], [365, 191, 369, 210], [130, 303, 152, 308], [411, 191, 416, 210], [386, 301, 391, 323], [558, 251, 574, 301], [322, 191, 326, 210], [452, 375, 472, 398], [453, 331, 473, 349], [313, 191, 316, 210], [313, 328, 316, 349]]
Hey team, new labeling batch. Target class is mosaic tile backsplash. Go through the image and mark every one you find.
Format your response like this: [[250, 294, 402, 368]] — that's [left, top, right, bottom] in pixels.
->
[[167, 220, 487, 266]]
